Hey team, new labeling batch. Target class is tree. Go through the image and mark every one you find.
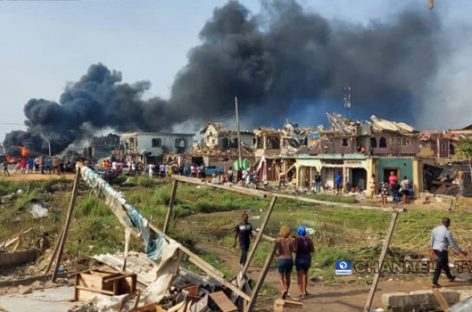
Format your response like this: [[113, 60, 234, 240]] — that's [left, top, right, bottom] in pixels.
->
[[456, 138, 472, 160]]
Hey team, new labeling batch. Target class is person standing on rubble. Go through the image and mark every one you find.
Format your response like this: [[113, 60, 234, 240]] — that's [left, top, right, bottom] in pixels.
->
[[227, 166, 233, 183], [400, 176, 411, 204], [237, 167, 243, 183], [380, 181, 388, 205], [233, 213, 254, 268], [314, 172, 322, 193], [431, 217, 467, 288], [335, 171, 343, 195], [388, 171, 398, 194], [276, 225, 295, 299], [2, 158, 10, 176], [148, 163, 154, 178], [370, 174, 378, 197]]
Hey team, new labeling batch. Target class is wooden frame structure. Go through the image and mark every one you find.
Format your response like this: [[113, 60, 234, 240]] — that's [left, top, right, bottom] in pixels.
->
[[47, 166, 405, 311]]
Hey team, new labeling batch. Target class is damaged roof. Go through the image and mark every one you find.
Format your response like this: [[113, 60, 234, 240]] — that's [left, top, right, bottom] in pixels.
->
[[199, 121, 226, 134], [324, 113, 417, 135], [370, 115, 417, 134]]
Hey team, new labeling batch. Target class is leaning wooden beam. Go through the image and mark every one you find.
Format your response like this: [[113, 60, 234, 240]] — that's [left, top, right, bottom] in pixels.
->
[[121, 228, 131, 272], [244, 241, 277, 312], [51, 169, 81, 282], [173, 175, 406, 213], [363, 211, 399, 312], [163, 179, 178, 234], [241, 196, 277, 276], [75, 163, 250, 302]]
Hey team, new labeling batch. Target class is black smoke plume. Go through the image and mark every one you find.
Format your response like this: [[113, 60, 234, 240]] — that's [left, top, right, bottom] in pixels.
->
[[4, 0, 440, 154]]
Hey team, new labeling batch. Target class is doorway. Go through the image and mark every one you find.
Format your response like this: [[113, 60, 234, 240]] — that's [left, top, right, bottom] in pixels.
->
[[383, 168, 399, 183], [350, 168, 367, 191]]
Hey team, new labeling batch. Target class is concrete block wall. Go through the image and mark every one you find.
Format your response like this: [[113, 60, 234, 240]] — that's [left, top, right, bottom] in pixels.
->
[[382, 290, 460, 311]]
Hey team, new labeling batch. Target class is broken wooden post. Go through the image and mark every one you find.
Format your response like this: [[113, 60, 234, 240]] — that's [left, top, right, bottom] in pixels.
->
[[241, 196, 277, 276], [121, 228, 131, 272], [363, 211, 399, 312], [51, 169, 81, 282], [244, 241, 277, 312], [163, 179, 178, 234]]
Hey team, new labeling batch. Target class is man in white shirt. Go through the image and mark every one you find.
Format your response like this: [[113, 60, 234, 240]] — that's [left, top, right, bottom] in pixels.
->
[[430, 217, 467, 287], [400, 176, 410, 204]]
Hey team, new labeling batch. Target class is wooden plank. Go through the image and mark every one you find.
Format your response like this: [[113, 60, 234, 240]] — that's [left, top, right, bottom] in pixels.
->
[[163, 179, 179, 234], [209, 291, 238, 312], [432, 289, 449, 311], [244, 242, 277, 312], [173, 175, 406, 213], [363, 211, 399, 312], [75, 285, 115, 295], [241, 196, 277, 276], [52, 169, 81, 281], [273, 299, 303, 312]]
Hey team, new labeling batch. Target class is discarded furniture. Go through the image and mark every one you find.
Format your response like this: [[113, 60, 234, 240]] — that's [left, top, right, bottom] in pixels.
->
[[73, 270, 137, 302]]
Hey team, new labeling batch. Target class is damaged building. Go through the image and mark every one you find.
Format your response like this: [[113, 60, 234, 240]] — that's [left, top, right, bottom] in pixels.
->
[[254, 122, 313, 182], [284, 114, 424, 196], [192, 122, 255, 168], [120, 132, 194, 164]]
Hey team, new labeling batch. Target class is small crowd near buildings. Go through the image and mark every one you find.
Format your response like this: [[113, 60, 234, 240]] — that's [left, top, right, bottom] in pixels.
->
[[3, 114, 471, 199]]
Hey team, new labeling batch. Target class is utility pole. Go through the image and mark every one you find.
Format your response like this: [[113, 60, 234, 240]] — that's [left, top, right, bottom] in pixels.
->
[[235, 97, 243, 168], [41, 135, 52, 157], [344, 83, 352, 119]]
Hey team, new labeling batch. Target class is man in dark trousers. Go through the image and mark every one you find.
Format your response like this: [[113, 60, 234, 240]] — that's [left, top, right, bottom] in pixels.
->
[[430, 217, 467, 288], [233, 213, 253, 268]]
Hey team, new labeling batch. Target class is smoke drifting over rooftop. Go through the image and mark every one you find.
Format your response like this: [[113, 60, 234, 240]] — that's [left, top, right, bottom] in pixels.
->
[[4, 0, 440, 154]]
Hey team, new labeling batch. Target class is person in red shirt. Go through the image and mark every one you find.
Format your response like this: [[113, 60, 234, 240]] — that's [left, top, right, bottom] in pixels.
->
[[388, 171, 398, 195]]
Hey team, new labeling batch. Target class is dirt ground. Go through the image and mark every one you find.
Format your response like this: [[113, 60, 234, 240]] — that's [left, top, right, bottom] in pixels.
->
[[0, 172, 75, 181], [197, 236, 472, 311], [185, 206, 472, 311]]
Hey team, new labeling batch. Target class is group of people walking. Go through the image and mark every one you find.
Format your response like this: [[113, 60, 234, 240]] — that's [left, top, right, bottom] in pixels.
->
[[275, 225, 314, 300], [234, 213, 314, 300]]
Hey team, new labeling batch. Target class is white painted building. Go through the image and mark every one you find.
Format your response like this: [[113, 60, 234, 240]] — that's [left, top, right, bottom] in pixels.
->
[[121, 132, 194, 161], [200, 122, 255, 149]]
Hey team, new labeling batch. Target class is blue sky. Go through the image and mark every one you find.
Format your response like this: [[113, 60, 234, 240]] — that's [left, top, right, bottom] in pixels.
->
[[1, 0, 471, 140]]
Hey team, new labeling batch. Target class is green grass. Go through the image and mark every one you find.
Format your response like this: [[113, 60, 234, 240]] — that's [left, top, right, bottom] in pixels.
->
[[2, 177, 472, 286], [75, 195, 113, 218], [304, 193, 359, 204]]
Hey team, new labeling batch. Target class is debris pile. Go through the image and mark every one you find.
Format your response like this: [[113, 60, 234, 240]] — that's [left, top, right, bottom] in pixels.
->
[[68, 252, 242, 312]]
